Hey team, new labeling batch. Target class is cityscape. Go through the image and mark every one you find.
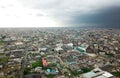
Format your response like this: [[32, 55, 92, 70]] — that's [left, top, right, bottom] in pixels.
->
[[0, 0, 120, 78], [0, 28, 120, 78]]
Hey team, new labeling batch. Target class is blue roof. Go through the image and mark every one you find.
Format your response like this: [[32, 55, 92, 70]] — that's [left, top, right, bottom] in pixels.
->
[[47, 69, 51, 73], [52, 69, 57, 74]]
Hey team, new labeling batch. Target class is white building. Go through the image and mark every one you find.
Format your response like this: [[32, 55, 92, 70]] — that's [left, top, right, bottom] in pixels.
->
[[81, 68, 114, 78]]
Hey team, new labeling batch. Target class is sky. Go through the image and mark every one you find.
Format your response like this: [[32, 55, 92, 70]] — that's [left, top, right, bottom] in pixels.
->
[[0, 0, 120, 28]]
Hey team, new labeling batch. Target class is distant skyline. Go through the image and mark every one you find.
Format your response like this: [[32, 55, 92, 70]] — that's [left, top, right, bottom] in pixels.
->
[[0, 0, 120, 28]]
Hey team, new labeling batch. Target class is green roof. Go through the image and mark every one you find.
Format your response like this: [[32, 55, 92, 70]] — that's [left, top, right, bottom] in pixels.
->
[[76, 47, 85, 52]]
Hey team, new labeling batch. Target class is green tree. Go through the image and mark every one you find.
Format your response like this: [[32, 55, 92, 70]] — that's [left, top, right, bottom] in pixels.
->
[[32, 61, 43, 68]]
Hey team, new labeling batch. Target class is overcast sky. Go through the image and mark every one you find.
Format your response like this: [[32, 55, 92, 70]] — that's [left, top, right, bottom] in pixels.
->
[[0, 0, 120, 28]]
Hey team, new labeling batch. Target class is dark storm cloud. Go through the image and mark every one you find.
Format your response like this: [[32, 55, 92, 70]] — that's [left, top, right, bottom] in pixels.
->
[[67, 7, 120, 27], [18, 0, 120, 27]]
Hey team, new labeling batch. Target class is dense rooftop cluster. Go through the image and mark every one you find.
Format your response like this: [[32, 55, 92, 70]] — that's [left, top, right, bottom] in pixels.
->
[[0, 28, 120, 78]]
